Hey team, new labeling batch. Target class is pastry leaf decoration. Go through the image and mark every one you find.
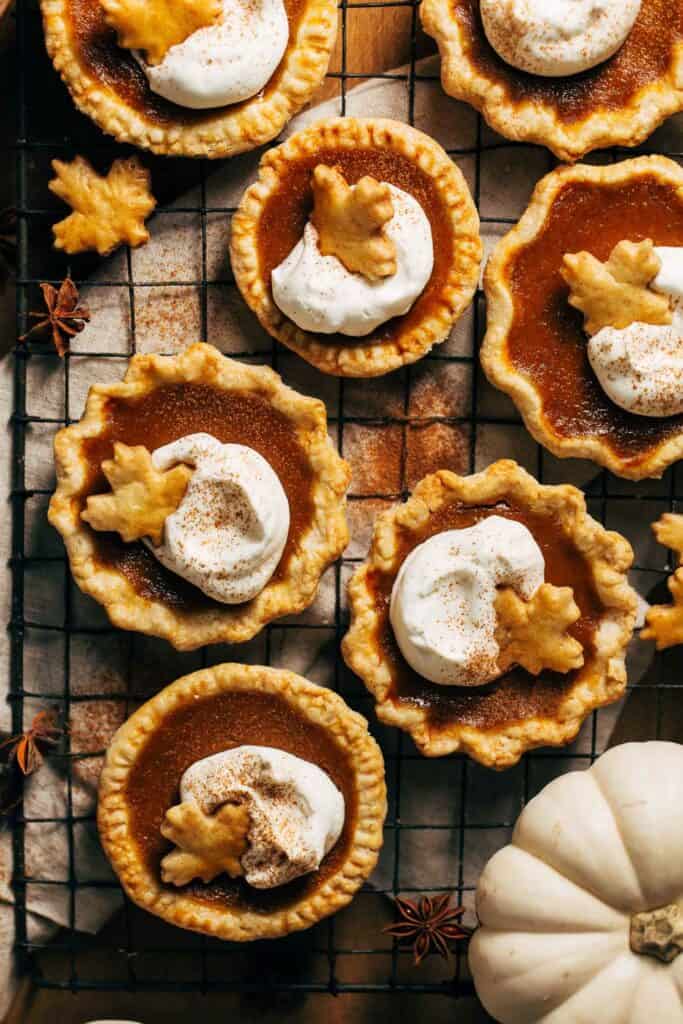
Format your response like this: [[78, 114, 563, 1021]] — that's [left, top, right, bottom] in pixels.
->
[[160, 801, 250, 886], [642, 513, 683, 650], [642, 571, 683, 650], [81, 443, 192, 545], [101, 0, 222, 65], [561, 239, 672, 336], [311, 164, 397, 281], [651, 512, 683, 558], [49, 156, 156, 256], [495, 583, 584, 676]]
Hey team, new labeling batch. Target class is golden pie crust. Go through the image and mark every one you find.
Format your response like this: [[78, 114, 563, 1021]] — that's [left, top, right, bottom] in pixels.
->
[[40, 0, 337, 157], [98, 663, 387, 940], [230, 117, 482, 377], [421, 0, 683, 162], [342, 461, 637, 768], [48, 342, 350, 649], [482, 156, 683, 481]]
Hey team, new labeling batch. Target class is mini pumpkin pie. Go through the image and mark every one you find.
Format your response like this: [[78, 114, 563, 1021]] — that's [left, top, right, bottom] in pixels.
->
[[48, 343, 350, 649], [482, 156, 683, 481], [230, 117, 482, 377], [98, 663, 386, 940], [421, 0, 683, 162], [40, 0, 337, 157], [342, 460, 637, 769]]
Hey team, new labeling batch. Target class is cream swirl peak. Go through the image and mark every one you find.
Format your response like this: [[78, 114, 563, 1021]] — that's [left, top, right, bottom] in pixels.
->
[[480, 0, 641, 78], [588, 247, 683, 418], [136, 0, 289, 110], [389, 517, 545, 686], [180, 745, 345, 889], [147, 433, 289, 603], [271, 183, 433, 337]]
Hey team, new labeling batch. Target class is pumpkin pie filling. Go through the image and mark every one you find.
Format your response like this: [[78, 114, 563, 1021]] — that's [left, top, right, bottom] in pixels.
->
[[256, 148, 455, 351], [125, 690, 357, 913], [231, 117, 481, 376], [451, 0, 682, 123], [365, 501, 604, 733], [343, 463, 636, 765], [66, 0, 307, 126], [506, 176, 683, 464], [79, 383, 316, 611], [50, 344, 349, 648], [98, 664, 385, 938]]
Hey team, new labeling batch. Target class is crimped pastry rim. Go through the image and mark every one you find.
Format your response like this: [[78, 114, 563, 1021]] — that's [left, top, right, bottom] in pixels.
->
[[481, 156, 683, 481], [420, 0, 683, 163], [342, 460, 637, 769], [40, 0, 338, 158], [97, 663, 387, 941], [230, 116, 482, 378], [48, 342, 351, 650]]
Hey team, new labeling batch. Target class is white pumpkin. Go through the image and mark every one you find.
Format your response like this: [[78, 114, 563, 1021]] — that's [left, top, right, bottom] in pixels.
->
[[470, 742, 683, 1024]]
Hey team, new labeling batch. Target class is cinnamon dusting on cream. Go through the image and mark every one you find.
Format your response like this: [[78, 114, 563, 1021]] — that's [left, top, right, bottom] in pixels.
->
[[176, 745, 345, 889]]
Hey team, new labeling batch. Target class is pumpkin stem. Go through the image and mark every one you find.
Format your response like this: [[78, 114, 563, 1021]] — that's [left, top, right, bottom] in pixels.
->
[[630, 902, 683, 963]]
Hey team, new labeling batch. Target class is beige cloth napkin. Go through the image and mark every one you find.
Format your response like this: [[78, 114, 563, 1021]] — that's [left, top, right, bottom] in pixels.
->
[[3, 53, 678, 1020]]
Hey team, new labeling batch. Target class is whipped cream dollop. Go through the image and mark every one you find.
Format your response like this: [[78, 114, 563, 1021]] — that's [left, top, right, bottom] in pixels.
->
[[147, 433, 289, 604], [180, 745, 345, 889], [271, 184, 434, 337], [479, 0, 641, 77], [390, 517, 545, 687], [136, 0, 289, 110], [588, 247, 683, 418]]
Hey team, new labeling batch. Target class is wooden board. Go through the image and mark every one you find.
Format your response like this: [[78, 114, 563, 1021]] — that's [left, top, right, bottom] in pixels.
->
[[319, 5, 436, 101]]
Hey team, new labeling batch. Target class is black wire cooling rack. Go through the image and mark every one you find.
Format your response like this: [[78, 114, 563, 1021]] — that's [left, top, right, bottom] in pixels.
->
[[9, 0, 683, 1008]]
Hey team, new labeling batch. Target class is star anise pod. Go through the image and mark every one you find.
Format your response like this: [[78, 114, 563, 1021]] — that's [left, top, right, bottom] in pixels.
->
[[384, 894, 470, 965], [0, 206, 16, 283], [19, 276, 90, 356], [0, 708, 65, 777], [1, 708, 66, 816]]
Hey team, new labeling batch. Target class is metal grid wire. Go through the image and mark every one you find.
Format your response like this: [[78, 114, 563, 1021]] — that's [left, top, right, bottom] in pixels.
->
[[9, 0, 683, 1004]]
